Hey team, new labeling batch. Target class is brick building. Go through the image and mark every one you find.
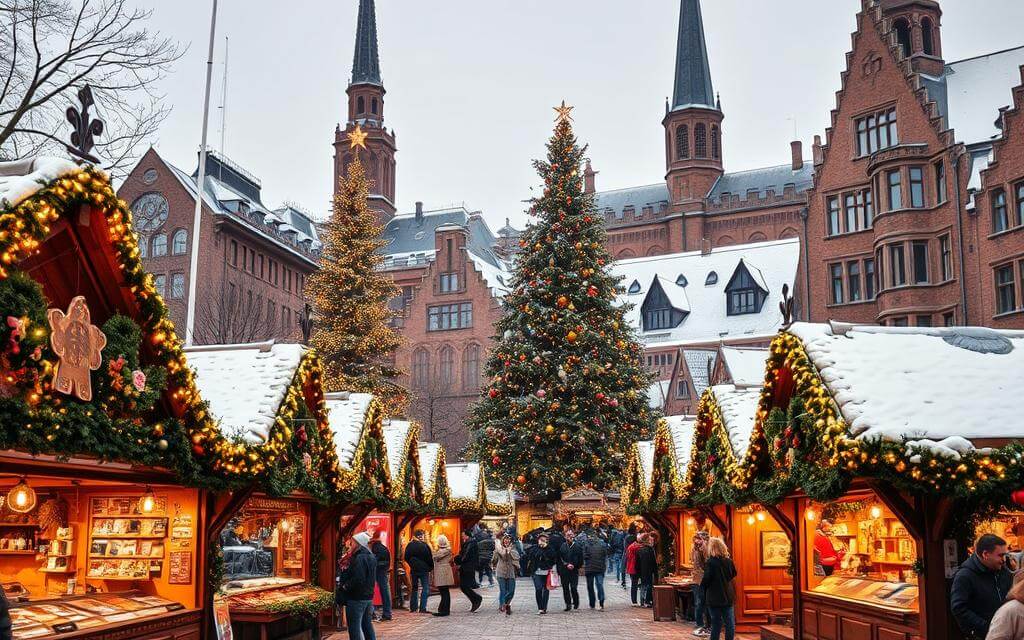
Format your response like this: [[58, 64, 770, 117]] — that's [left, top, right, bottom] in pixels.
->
[[118, 148, 320, 345]]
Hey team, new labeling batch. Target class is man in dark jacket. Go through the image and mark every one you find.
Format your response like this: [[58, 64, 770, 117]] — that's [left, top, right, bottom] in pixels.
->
[[341, 532, 377, 640], [403, 529, 433, 614], [951, 534, 1013, 639], [369, 534, 392, 621], [476, 527, 496, 587], [635, 535, 658, 608], [609, 528, 624, 579], [583, 533, 609, 609], [454, 530, 483, 612], [558, 530, 583, 611]]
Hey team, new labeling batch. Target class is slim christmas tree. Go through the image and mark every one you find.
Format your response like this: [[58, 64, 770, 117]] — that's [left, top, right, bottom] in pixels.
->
[[307, 126, 406, 413], [466, 103, 655, 495]]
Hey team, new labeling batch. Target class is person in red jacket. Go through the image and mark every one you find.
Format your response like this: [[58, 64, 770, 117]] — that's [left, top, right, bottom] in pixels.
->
[[814, 520, 845, 576], [625, 532, 646, 606]]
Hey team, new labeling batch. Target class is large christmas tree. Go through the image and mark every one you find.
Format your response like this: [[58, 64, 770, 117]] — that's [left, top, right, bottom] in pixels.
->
[[306, 126, 406, 413], [466, 104, 655, 495]]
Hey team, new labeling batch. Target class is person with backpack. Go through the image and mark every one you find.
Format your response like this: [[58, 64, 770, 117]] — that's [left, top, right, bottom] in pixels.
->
[[476, 527, 496, 588], [338, 532, 377, 640], [701, 537, 738, 640]]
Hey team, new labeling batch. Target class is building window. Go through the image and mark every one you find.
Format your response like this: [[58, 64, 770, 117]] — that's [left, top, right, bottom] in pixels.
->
[[645, 307, 673, 330], [172, 229, 187, 255], [891, 317, 909, 327], [153, 274, 166, 296], [371, 97, 378, 114], [934, 161, 946, 204], [830, 263, 844, 304], [894, 19, 912, 57], [151, 233, 167, 257], [887, 170, 903, 210], [890, 244, 906, 287], [694, 123, 707, 159], [943, 312, 954, 327], [1016, 182, 1024, 227], [438, 346, 455, 389], [940, 234, 951, 282], [170, 273, 185, 298], [676, 380, 690, 399], [725, 264, 766, 315], [848, 261, 862, 302], [676, 125, 689, 160], [912, 241, 928, 284], [921, 17, 935, 56], [711, 126, 720, 159], [439, 272, 459, 293], [844, 194, 859, 233], [993, 188, 1009, 232], [231, 240, 238, 266], [865, 258, 876, 300], [259, 255, 264, 279], [139, 236, 148, 258], [705, 272, 718, 286], [357, 96, 365, 114], [462, 344, 480, 390], [827, 196, 840, 236], [412, 349, 429, 388], [909, 166, 925, 208], [862, 189, 874, 229], [916, 315, 933, 327], [856, 108, 898, 156], [996, 264, 1016, 314], [428, 302, 473, 331]]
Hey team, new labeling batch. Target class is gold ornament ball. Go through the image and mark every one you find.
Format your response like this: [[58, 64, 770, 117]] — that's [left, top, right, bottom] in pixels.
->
[[545, 424, 555, 434], [157, 439, 168, 451]]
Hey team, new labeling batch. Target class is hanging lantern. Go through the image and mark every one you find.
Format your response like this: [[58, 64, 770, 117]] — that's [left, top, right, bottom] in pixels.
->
[[138, 486, 156, 514], [805, 508, 817, 522], [869, 504, 883, 520], [7, 477, 37, 513]]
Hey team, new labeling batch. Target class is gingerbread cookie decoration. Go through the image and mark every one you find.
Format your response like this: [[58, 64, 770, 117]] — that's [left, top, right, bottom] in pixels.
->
[[47, 296, 106, 401]]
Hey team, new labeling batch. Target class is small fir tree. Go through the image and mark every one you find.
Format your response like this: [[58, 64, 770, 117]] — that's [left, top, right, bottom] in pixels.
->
[[466, 105, 656, 495], [306, 130, 406, 413]]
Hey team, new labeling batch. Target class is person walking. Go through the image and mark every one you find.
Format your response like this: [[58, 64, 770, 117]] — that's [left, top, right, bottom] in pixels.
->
[[431, 535, 455, 617], [701, 537, 737, 640], [609, 527, 624, 580], [987, 574, 1024, 639], [636, 532, 658, 608], [476, 528, 496, 588], [525, 532, 559, 614], [403, 529, 433, 614], [622, 523, 638, 588], [369, 533, 392, 622], [952, 534, 1013, 639], [558, 530, 583, 611], [583, 530, 609, 610], [454, 530, 484, 612], [691, 530, 711, 637], [339, 532, 377, 640], [626, 532, 645, 605], [492, 533, 521, 616]]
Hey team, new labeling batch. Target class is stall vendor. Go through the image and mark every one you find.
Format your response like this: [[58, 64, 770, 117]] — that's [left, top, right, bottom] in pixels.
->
[[814, 520, 845, 576]]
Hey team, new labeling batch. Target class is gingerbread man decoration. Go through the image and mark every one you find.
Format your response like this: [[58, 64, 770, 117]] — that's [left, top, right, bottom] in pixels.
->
[[47, 296, 106, 401]]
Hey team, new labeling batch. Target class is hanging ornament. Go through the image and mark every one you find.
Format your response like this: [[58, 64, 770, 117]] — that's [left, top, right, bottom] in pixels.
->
[[6, 477, 36, 513], [47, 296, 106, 401], [557, 296, 569, 308], [567, 331, 578, 343]]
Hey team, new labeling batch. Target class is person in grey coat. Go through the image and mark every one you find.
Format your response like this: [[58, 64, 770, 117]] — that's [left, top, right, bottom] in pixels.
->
[[583, 534, 610, 609], [492, 534, 521, 615]]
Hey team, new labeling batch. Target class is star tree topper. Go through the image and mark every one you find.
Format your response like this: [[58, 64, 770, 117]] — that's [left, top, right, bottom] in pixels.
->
[[47, 296, 107, 401], [347, 124, 369, 150], [553, 100, 574, 124]]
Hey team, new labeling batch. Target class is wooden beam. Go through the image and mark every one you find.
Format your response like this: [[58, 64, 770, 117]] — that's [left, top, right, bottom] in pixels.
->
[[867, 480, 923, 542], [699, 505, 729, 542], [763, 503, 796, 540], [314, 501, 349, 538], [337, 504, 374, 543], [205, 485, 255, 546]]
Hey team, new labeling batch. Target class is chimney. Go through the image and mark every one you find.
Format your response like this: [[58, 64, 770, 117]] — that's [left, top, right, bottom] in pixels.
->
[[812, 135, 823, 167], [791, 140, 803, 171], [583, 160, 597, 195], [415, 201, 424, 224]]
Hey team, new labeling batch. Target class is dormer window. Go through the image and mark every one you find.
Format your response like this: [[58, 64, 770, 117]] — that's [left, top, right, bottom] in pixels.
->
[[725, 261, 769, 316], [628, 280, 642, 294], [675, 274, 688, 287], [640, 279, 688, 332], [705, 272, 718, 286]]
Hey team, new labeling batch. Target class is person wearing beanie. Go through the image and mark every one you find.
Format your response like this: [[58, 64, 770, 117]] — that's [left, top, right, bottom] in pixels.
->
[[339, 531, 377, 640]]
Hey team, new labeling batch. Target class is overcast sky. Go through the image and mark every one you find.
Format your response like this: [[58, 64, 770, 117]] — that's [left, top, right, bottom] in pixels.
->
[[135, 0, 1023, 228]]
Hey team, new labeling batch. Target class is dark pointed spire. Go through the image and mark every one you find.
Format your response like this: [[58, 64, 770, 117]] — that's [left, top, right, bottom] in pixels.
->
[[671, 0, 715, 111], [351, 0, 382, 86]]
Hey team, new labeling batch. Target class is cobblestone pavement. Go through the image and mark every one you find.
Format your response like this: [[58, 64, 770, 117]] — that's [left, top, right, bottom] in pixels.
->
[[325, 576, 758, 639]]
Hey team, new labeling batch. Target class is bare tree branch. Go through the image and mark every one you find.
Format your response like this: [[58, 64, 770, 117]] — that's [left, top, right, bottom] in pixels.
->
[[0, 0, 183, 176], [193, 283, 273, 346]]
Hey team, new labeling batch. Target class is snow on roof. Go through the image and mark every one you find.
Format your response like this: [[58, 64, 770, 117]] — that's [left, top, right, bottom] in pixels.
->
[[720, 346, 769, 388], [0, 157, 81, 209], [446, 463, 482, 501], [683, 349, 717, 399], [185, 342, 306, 446], [637, 440, 656, 492], [943, 46, 1024, 145], [486, 488, 513, 508], [612, 238, 799, 347], [467, 251, 511, 297], [709, 384, 762, 461], [326, 392, 375, 470], [382, 419, 413, 483], [647, 379, 671, 409], [665, 415, 698, 481], [418, 442, 442, 483], [789, 322, 1024, 456]]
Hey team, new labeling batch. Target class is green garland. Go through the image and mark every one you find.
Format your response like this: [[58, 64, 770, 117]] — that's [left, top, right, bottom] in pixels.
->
[[264, 586, 334, 617]]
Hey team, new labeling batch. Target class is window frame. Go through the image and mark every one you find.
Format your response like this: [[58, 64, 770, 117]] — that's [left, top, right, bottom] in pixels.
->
[[427, 302, 473, 331], [909, 166, 925, 208], [171, 229, 187, 255], [847, 261, 862, 302], [827, 196, 841, 237], [1015, 182, 1024, 228], [151, 233, 168, 257], [934, 161, 946, 204], [170, 273, 185, 299], [864, 258, 876, 300], [855, 107, 898, 156], [890, 244, 907, 287], [939, 234, 952, 282], [993, 188, 1009, 233], [887, 169, 903, 211], [996, 264, 1016, 315], [830, 263, 844, 304], [912, 240, 929, 284], [676, 125, 690, 160], [694, 123, 707, 159]]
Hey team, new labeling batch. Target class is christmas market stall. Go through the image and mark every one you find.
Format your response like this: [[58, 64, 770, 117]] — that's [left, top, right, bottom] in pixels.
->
[[748, 322, 1024, 640], [0, 157, 215, 640], [481, 487, 516, 534], [416, 442, 450, 518], [185, 342, 339, 640], [376, 418, 425, 610], [439, 463, 487, 557]]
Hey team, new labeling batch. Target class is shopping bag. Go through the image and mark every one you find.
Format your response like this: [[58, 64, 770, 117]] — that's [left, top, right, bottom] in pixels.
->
[[546, 570, 561, 590]]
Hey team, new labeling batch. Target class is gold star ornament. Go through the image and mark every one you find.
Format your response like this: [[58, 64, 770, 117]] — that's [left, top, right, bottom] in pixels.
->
[[347, 124, 369, 150], [553, 100, 574, 124]]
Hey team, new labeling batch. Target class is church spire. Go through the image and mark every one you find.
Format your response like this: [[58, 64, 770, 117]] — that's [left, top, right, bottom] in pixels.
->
[[671, 0, 715, 110], [351, 0, 382, 86]]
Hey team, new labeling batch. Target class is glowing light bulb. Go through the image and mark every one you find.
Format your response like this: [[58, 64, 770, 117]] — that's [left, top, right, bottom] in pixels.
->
[[756, 511, 767, 522], [15, 491, 27, 507], [805, 509, 817, 521], [686, 517, 696, 526], [870, 505, 883, 519], [138, 486, 156, 514], [6, 478, 36, 513], [746, 515, 756, 526]]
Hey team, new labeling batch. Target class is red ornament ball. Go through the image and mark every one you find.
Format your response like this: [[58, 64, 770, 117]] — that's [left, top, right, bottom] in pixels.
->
[[488, 388, 499, 399]]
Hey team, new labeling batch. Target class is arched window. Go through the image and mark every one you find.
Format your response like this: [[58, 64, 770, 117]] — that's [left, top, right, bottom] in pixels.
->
[[921, 17, 934, 56], [371, 97, 378, 114], [357, 95, 365, 114], [412, 349, 429, 388], [705, 271, 718, 286], [894, 18, 912, 57], [151, 233, 167, 257], [462, 344, 480, 390], [172, 229, 187, 255], [675, 125, 689, 160], [694, 123, 707, 158], [138, 235, 148, 258], [711, 125, 720, 159], [438, 346, 455, 388], [748, 232, 767, 243]]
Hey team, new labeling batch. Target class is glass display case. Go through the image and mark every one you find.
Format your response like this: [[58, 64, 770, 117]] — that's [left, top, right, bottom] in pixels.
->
[[218, 496, 309, 585], [810, 575, 919, 611], [9, 591, 184, 639]]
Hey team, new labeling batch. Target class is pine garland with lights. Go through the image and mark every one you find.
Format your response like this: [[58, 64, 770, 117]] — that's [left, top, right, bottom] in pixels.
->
[[306, 154, 406, 414], [466, 112, 655, 496]]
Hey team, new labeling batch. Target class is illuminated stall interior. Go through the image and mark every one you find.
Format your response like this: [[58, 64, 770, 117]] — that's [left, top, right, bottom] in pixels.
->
[[220, 497, 309, 584]]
